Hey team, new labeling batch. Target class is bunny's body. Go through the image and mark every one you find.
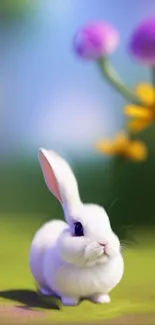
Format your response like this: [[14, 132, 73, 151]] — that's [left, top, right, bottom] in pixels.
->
[[29, 220, 67, 293], [29, 149, 124, 306]]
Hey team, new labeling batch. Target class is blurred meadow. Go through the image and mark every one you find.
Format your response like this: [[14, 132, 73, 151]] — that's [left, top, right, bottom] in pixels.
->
[[0, 0, 155, 324]]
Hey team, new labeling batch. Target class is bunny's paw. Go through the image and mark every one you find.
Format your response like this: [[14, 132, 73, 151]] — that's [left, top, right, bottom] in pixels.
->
[[61, 296, 80, 306], [90, 294, 111, 304]]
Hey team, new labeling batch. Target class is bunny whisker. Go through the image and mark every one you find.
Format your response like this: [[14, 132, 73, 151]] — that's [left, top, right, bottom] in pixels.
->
[[120, 243, 129, 252], [108, 197, 120, 214]]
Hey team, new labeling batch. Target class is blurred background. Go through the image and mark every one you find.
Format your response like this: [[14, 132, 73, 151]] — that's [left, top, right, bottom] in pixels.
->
[[1, 0, 155, 240]]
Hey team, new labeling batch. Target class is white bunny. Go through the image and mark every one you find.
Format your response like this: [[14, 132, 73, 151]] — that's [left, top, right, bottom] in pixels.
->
[[29, 148, 124, 306]]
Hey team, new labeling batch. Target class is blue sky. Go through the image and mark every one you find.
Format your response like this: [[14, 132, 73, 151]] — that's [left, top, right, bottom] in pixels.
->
[[1, 0, 154, 159]]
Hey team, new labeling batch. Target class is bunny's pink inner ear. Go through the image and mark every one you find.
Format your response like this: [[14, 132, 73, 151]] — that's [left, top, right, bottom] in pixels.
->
[[39, 151, 62, 203]]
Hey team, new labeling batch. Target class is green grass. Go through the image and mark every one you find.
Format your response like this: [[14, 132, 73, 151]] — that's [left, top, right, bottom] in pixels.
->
[[0, 214, 155, 324]]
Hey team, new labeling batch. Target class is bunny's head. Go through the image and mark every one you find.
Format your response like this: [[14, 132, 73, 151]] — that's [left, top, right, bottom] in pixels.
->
[[39, 149, 121, 267]]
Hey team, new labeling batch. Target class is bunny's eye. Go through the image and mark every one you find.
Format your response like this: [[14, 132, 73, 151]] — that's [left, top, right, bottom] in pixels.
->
[[74, 222, 84, 237]]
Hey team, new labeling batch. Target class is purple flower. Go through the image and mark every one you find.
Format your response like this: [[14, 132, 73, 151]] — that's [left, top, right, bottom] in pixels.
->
[[73, 21, 119, 60], [129, 17, 155, 66]]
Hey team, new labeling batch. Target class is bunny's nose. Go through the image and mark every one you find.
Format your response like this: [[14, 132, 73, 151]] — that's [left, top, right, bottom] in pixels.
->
[[99, 242, 107, 247]]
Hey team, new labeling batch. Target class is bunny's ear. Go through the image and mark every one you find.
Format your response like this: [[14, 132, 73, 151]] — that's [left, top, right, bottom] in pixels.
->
[[38, 148, 81, 223]]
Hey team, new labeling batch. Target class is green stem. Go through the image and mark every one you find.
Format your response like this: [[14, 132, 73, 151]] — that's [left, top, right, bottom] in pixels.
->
[[152, 67, 155, 105], [152, 66, 155, 88], [98, 57, 143, 106]]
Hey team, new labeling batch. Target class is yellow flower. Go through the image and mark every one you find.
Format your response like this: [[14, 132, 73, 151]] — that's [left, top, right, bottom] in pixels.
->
[[96, 132, 147, 161], [124, 83, 155, 132]]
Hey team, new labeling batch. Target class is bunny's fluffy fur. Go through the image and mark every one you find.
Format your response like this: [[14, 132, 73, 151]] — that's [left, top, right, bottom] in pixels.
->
[[29, 149, 124, 306]]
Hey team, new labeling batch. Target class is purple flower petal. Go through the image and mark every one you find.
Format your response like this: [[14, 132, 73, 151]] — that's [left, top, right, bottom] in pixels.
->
[[129, 17, 155, 66], [73, 21, 119, 60]]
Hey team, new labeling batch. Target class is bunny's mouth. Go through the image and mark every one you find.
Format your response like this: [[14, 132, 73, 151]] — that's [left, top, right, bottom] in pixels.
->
[[96, 253, 109, 265], [100, 245, 109, 257], [96, 248, 109, 263], [98, 242, 109, 257]]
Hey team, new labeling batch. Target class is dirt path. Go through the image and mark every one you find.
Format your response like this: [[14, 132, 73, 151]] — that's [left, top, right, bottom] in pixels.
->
[[0, 306, 155, 325], [104, 314, 155, 324], [0, 306, 44, 324]]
